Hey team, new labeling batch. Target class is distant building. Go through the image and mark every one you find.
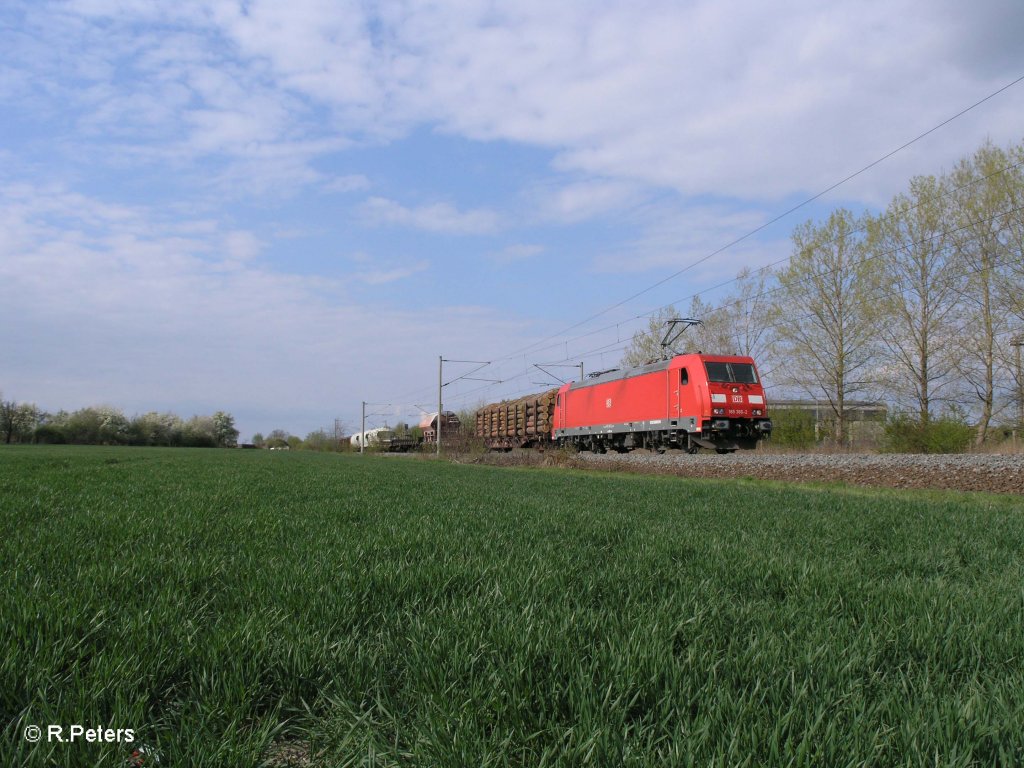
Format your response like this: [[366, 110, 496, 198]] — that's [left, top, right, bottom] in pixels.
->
[[769, 399, 888, 444]]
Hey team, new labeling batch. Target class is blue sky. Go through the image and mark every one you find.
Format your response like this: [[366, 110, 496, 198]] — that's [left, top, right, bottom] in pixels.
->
[[2, 0, 1023, 440]]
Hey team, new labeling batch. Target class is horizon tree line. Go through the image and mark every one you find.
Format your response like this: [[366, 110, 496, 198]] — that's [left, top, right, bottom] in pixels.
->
[[0, 399, 239, 448]]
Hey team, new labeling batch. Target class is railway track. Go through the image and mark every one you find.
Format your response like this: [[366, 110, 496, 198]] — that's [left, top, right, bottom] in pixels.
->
[[569, 451, 1024, 495], [469, 450, 1024, 495]]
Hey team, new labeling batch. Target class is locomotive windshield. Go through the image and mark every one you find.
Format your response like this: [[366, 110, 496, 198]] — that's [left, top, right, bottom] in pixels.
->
[[704, 361, 759, 384]]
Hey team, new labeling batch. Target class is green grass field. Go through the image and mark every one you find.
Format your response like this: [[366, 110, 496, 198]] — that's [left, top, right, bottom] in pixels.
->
[[2, 446, 1023, 767]]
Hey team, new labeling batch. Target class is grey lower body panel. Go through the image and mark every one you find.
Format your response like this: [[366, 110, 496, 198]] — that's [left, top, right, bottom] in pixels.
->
[[555, 416, 768, 452], [554, 417, 699, 438]]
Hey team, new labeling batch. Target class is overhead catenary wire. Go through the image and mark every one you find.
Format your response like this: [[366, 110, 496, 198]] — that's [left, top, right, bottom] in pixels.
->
[[384, 123, 1024, 416], [473, 154, 1024, 371], [371, 75, 1024, 416], [376, 149, 1024, 413], [489, 73, 1024, 365], [438, 205, 1024, 410]]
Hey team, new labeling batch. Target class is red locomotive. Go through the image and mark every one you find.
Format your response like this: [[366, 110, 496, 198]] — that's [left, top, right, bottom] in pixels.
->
[[476, 353, 771, 453], [553, 353, 771, 453]]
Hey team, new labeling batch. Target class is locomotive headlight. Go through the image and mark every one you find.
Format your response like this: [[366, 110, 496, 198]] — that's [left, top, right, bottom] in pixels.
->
[[752, 409, 763, 416], [713, 407, 725, 415]]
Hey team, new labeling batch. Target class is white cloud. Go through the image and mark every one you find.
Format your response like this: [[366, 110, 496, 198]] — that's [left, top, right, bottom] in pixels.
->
[[590, 201, 785, 285], [11, 0, 1023, 205], [489, 243, 545, 264], [323, 174, 371, 193], [173, 0, 1021, 202], [353, 259, 429, 285], [222, 230, 264, 263], [359, 196, 502, 234], [533, 179, 644, 223]]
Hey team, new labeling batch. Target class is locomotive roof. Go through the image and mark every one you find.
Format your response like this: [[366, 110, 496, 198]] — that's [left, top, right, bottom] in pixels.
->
[[567, 353, 754, 390]]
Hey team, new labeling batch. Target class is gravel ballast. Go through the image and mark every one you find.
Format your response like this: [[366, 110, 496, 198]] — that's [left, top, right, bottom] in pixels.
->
[[570, 451, 1024, 494]]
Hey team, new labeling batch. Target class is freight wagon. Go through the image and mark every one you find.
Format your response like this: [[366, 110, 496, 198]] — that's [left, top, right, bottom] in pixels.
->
[[350, 427, 419, 452], [476, 353, 772, 453], [475, 389, 558, 450]]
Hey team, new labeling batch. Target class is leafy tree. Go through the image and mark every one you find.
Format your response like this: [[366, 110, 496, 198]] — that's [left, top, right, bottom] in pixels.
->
[[181, 416, 217, 447], [948, 141, 1019, 444], [128, 412, 181, 446], [620, 300, 727, 367], [265, 429, 290, 449], [621, 306, 683, 367], [718, 266, 778, 364], [304, 429, 334, 451], [252, 432, 265, 448], [690, 267, 779, 372], [768, 408, 817, 449], [302, 419, 353, 451], [62, 408, 103, 444], [868, 174, 963, 424], [212, 411, 239, 448], [0, 399, 13, 444], [621, 268, 778, 373], [773, 209, 877, 445], [33, 424, 66, 444], [882, 408, 973, 454], [682, 295, 733, 356], [0, 398, 40, 444], [998, 142, 1024, 325], [98, 407, 130, 445]]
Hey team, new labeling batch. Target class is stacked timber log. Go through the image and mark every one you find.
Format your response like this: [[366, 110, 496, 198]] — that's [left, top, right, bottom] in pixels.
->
[[475, 388, 558, 443]]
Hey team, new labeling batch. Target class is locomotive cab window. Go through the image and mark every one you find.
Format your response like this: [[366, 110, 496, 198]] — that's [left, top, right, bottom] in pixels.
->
[[680, 368, 688, 385], [705, 361, 759, 384]]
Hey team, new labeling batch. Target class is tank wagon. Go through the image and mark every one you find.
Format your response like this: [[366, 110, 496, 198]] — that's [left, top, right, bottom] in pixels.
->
[[476, 353, 772, 454], [350, 427, 418, 452]]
